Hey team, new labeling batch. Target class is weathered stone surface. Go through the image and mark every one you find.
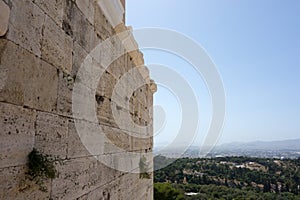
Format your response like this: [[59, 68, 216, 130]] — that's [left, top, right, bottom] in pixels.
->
[[41, 16, 73, 74], [72, 41, 88, 78], [32, 0, 64, 27], [95, 95, 113, 126], [75, 0, 94, 25], [67, 119, 90, 159], [24, 59, 58, 113], [77, 177, 120, 200], [56, 70, 73, 117], [94, 2, 114, 40], [116, 173, 153, 200], [136, 85, 148, 108], [99, 39, 115, 70], [0, 1, 155, 199], [7, 0, 45, 57], [0, 0, 10, 36], [0, 39, 23, 105], [0, 39, 58, 111], [102, 124, 130, 153], [51, 156, 121, 199], [77, 172, 152, 200], [63, 0, 99, 53], [97, 70, 117, 99], [0, 165, 51, 200], [0, 39, 27, 105], [0, 102, 36, 168], [35, 111, 68, 159], [131, 136, 153, 153], [107, 54, 127, 80]]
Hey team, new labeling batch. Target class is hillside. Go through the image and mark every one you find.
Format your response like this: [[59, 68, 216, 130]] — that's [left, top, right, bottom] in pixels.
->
[[154, 156, 300, 199]]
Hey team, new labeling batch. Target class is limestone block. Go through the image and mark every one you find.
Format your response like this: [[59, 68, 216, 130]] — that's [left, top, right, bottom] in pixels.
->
[[101, 124, 130, 153], [147, 88, 154, 115], [35, 111, 68, 159], [113, 152, 141, 173], [0, 165, 51, 199], [77, 54, 104, 90], [117, 173, 143, 199], [129, 96, 134, 114], [63, 0, 99, 53], [0, 39, 58, 111], [112, 37, 126, 67], [126, 53, 135, 72], [79, 172, 152, 200], [114, 23, 127, 35], [0, 0, 10, 36], [77, 175, 120, 200], [124, 38, 139, 58], [94, 2, 114, 40], [150, 79, 157, 93], [96, 95, 117, 127], [131, 51, 145, 67], [99, 39, 114, 69], [67, 119, 90, 159], [41, 16, 73, 74], [75, 0, 94, 25], [72, 82, 98, 123], [97, 0, 124, 28], [86, 186, 118, 200], [24, 59, 58, 113], [96, 158, 124, 183], [32, 0, 64, 27], [96, 94, 134, 131], [7, 0, 45, 57], [131, 136, 153, 152], [56, 70, 73, 117], [137, 106, 147, 127], [0, 102, 36, 168], [0, 39, 26, 105], [127, 69, 145, 95], [131, 99, 140, 118], [106, 54, 126, 80], [115, 106, 149, 136], [132, 100, 141, 119], [137, 65, 151, 83], [72, 41, 88, 78], [140, 106, 151, 127], [111, 79, 130, 111], [51, 156, 119, 199], [135, 178, 153, 200], [97, 70, 117, 99], [135, 86, 147, 108]]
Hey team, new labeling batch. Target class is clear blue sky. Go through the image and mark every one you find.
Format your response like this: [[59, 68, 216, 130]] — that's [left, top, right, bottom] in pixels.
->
[[126, 0, 300, 145]]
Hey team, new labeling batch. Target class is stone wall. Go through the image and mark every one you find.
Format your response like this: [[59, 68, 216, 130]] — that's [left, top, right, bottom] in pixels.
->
[[0, 0, 155, 199]]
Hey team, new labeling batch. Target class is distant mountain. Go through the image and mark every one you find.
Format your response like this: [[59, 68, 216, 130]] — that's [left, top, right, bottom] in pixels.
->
[[216, 138, 300, 151], [154, 138, 300, 158]]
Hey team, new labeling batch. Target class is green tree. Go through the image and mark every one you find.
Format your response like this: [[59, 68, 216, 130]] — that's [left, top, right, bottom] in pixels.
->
[[154, 183, 184, 200]]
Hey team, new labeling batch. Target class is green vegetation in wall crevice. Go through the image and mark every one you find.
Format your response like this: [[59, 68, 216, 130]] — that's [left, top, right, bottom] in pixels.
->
[[26, 148, 58, 192]]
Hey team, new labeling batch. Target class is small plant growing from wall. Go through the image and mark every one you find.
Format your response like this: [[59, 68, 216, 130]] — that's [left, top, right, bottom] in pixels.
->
[[26, 149, 57, 192], [139, 155, 151, 179]]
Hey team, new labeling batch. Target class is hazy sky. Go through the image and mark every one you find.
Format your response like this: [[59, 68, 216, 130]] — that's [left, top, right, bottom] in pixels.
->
[[126, 0, 300, 146]]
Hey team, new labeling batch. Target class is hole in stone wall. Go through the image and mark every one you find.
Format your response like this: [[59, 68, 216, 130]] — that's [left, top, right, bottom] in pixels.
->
[[95, 95, 104, 104]]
